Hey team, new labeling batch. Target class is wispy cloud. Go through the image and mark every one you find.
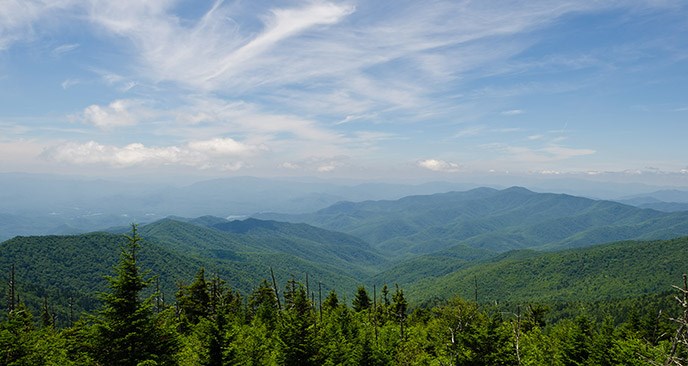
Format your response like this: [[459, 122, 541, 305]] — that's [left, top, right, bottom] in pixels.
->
[[3, 0, 686, 178], [79, 0, 666, 122], [482, 142, 595, 164], [454, 126, 485, 138], [279, 156, 349, 173], [0, 0, 78, 50], [61, 78, 80, 90], [51, 43, 79, 57], [0, 0, 42, 50], [501, 109, 525, 116]]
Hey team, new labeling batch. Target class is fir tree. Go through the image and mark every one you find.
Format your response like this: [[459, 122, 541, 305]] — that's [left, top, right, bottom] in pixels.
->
[[177, 267, 210, 328], [278, 282, 317, 366], [93, 224, 177, 366], [353, 286, 372, 312]]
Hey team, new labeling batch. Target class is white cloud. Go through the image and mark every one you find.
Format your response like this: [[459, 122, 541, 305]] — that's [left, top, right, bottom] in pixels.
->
[[0, 0, 42, 50], [277, 156, 348, 173], [85, 0, 355, 91], [42, 137, 265, 170], [44, 141, 180, 166], [76, 0, 669, 123], [187, 138, 266, 156], [0, 0, 78, 50], [280, 162, 300, 170], [317, 165, 336, 173], [417, 159, 460, 173], [74, 99, 148, 129], [204, 2, 356, 84]]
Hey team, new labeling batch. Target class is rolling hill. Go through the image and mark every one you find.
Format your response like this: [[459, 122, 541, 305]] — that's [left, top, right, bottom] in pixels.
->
[[392, 236, 688, 305], [0, 217, 386, 321], [4, 186, 688, 324], [257, 187, 688, 257]]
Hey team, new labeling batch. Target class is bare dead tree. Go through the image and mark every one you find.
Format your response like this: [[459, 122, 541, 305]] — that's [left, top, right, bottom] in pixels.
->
[[513, 305, 522, 366], [661, 274, 688, 366]]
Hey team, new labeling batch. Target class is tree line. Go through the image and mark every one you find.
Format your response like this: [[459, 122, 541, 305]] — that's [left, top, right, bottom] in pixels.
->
[[2, 225, 688, 365]]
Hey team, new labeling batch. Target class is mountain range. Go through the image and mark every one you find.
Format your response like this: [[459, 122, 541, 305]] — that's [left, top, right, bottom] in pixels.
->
[[3, 172, 687, 241], [3, 186, 688, 320], [257, 186, 688, 257]]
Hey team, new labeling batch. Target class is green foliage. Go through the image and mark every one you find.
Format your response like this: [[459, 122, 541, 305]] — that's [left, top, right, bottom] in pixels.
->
[[5, 200, 688, 365], [1, 264, 688, 365], [92, 225, 177, 366], [278, 281, 318, 366], [353, 285, 372, 312], [405, 236, 688, 305]]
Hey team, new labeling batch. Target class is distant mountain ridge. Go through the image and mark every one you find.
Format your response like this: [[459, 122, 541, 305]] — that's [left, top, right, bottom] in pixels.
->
[[615, 189, 688, 212], [0, 173, 480, 240], [256, 186, 688, 256]]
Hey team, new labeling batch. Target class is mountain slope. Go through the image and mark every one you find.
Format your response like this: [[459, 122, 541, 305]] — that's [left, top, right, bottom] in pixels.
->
[[400, 236, 688, 304], [257, 187, 688, 256], [0, 217, 387, 320], [0, 232, 204, 320], [211, 218, 384, 271]]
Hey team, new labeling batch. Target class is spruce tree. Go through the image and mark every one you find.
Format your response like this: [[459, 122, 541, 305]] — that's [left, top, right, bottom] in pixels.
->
[[177, 267, 210, 327], [353, 286, 371, 312], [278, 282, 317, 366], [93, 224, 176, 366]]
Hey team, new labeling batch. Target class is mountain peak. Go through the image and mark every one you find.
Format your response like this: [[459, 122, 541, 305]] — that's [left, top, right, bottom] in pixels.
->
[[502, 186, 534, 194]]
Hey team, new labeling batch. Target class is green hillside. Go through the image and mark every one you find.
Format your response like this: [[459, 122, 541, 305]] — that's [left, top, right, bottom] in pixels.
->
[[0, 232, 203, 321], [0, 218, 387, 321], [4, 201, 688, 328], [397, 236, 688, 304], [212, 218, 385, 272]]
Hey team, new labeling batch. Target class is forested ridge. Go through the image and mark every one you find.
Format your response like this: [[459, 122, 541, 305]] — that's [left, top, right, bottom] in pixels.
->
[[258, 187, 688, 256], [3, 226, 688, 365], [4, 187, 688, 365]]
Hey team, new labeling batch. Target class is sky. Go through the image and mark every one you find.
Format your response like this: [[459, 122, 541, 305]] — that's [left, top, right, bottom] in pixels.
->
[[1, 0, 687, 185]]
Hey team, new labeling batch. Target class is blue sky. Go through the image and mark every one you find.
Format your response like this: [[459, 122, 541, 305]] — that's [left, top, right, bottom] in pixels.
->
[[1, 0, 687, 185]]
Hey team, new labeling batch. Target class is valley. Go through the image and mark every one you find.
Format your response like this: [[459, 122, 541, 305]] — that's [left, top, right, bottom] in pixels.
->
[[3, 186, 688, 317]]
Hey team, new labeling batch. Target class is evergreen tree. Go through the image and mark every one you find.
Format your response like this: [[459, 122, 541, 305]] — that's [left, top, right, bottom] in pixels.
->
[[177, 267, 210, 328], [0, 301, 34, 364], [353, 286, 372, 312], [323, 289, 340, 310], [40, 297, 55, 328], [278, 281, 317, 366], [249, 279, 279, 328], [93, 224, 177, 366]]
